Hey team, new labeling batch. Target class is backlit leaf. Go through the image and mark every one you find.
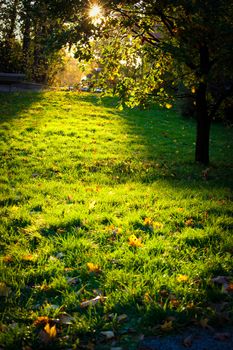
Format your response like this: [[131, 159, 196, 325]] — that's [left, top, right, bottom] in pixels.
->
[[176, 274, 189, 282], [87, 262, 101, 273], [44, 323, 57, 338], [128, 234, 143, 247]]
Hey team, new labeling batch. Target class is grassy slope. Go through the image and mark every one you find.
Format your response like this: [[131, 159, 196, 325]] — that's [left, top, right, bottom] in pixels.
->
[[0, 91, 233, 349]]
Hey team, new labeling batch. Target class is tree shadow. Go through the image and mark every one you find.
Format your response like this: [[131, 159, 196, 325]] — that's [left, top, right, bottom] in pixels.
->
[[0, 91, 45, 124]]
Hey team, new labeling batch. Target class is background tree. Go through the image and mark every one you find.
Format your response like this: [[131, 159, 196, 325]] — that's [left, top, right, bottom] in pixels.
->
[[86, 0, 233, 165]]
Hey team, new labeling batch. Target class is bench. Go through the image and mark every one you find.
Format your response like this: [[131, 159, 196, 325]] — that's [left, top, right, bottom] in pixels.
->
[[0, 72, 26, 91]]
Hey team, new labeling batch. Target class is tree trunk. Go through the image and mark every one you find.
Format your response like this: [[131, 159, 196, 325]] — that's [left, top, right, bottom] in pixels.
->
[[195, 82, 211, 165], [195, 43, 211, 165]]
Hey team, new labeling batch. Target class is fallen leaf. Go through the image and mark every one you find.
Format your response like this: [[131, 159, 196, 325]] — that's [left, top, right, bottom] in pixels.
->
[[22, 254, 34, 261], [59, 313, 75, 325], [100, 330, 115, 339], [153, 221, 164, 229], [212, 276, 229, 285], [3, 255, 13, 263], [214, 332, 231, 341], [44, 323, 57, 338], [87, 262, 101, 273], [225, 282, 233, 293], [66, 277, 80, 285], [89, 200, 96, 210], [176, 274, 189, 282], [160, 320, 173, 331], [128, 234, 143, 247], [144, 217, 153, 226], [199, 318, 214, 331], [183, 335, 193, 348], [0, 282, 11, 297], [165, 103, 173, 109], [117, 314, 128, 323], [80, 296, 106, 308], [33, 316, 50, 326], [185, 219, 194, 227]]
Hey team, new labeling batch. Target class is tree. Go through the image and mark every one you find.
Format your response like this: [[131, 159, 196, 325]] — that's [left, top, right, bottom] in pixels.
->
[[84, 0, 233, 164], [0, 0, 93, 82]]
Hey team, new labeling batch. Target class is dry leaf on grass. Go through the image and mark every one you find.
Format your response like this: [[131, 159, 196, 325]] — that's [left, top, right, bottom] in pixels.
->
[[80, 296, 106, 308], [160, 320, 173, 331], [100, 330, 115, 340], [183, 335, 193, 348], [0, 282, 11, 297], [214, 332, 231, 341]]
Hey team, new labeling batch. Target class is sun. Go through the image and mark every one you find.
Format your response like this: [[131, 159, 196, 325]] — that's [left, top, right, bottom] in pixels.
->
[[89, 4, 102, 18]]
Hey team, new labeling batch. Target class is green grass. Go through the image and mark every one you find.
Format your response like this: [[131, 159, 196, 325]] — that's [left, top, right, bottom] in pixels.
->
[[0, 91, 233, 349]]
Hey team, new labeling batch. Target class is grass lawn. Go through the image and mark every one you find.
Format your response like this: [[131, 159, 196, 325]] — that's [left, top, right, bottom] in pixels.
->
[[0, 91, 233, 349]]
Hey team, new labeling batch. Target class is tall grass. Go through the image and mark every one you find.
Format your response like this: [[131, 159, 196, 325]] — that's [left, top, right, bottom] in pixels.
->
[[0, 91, 233, 349]]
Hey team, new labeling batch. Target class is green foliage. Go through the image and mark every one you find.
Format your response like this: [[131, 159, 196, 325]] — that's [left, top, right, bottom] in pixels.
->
[[0, 92, 233, 349]]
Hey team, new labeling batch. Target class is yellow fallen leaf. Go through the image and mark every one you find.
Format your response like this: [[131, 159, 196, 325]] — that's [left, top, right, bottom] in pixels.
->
[[165, 103, 173, 109], [87, 262, 101, 273], [44, 323, 57, 338], [176, 274, 189, 282], [128, 235, 143, 247]]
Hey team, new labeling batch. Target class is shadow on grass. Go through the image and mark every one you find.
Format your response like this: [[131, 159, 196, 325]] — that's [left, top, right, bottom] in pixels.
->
[[71, 93, 233, 189], [0, 91, 44, 124]]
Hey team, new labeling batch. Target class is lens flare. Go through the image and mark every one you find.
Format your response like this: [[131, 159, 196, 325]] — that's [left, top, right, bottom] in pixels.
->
[[89, 4, 101, 18]]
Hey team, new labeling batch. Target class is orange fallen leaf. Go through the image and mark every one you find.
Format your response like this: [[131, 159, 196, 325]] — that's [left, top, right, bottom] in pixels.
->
[[22, 254, 34, 261], [3, 255, 13, 263], [34, 316, 50, 326], [44, 323, 57, 338], [128, 235, 143, 247], [225, 282, 233, 293]]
